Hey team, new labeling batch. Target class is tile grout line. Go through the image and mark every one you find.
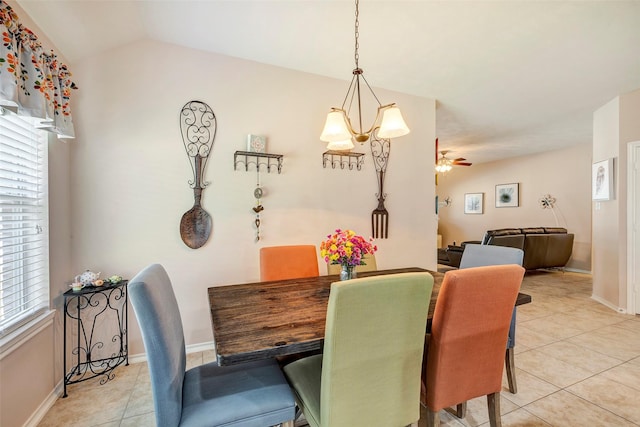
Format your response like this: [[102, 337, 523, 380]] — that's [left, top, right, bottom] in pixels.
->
[[512, 351, 640, 425], [561, 387, 640, 426]]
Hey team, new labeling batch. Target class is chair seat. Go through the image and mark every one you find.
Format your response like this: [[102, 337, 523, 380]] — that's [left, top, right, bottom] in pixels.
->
[[282, 354, 323, 427], [181, 359, 295, 427]]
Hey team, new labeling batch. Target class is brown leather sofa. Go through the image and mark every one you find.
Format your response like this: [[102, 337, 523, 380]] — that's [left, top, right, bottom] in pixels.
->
[[440, 227, 574, 270]]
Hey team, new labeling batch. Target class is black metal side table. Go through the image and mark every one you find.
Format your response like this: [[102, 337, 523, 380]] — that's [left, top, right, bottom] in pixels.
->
[[62, 280, 128, 397]]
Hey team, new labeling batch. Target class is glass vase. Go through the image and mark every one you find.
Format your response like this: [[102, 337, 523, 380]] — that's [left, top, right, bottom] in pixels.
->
[[340, 264, 357, 281]]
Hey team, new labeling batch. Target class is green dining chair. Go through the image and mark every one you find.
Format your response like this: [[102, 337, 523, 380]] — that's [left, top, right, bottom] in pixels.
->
[[326, 252, 378, 275], [284, 272, 434, 427]]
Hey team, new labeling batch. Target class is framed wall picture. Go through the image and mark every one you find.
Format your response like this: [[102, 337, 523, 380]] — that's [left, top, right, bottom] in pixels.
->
[[464, 193, 484, 214], [592, 158, 614, 201], [495, 183, 519, 208], [247, 134, 266, 153]]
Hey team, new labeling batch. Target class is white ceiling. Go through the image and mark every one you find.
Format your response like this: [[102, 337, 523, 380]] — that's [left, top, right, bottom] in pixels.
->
[[16, 0, 640, 164]]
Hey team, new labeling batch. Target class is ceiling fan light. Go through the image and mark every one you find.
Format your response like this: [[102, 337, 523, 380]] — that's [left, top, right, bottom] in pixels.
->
[[435, 157, 453, 173], [320, 110, 351, 142], [326, 138, 355, 151], [377, 105, 410, 139]]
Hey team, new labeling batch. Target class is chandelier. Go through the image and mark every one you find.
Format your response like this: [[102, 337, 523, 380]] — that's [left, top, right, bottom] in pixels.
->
[[435, 157, 453, 173], [319, 0, 410, 150]]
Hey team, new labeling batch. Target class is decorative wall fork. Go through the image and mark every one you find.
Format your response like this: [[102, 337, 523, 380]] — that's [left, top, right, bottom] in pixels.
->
[[370, 134, 391, 238]]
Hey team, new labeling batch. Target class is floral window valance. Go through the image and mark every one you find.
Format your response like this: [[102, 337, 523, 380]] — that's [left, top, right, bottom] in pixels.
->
[[0, 0, 77, 138]]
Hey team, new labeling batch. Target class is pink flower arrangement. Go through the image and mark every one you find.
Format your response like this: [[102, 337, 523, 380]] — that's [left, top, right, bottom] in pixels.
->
[[320, 229, 377, 267]]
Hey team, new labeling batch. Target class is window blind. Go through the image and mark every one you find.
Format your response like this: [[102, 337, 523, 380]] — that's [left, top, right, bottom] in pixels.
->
[[0, 106, 49, 338]]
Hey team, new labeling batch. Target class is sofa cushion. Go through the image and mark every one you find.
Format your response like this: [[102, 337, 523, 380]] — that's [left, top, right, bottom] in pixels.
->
[[544, 233, 574, 266], [481, 229, 521, 244], [522, 234, 550, 269], [437, 248, 452, 265], [543, 227, 568, 234], [487, 234, 525, 250], [520, 227, 545, 234], [522, 233, 574, 270]]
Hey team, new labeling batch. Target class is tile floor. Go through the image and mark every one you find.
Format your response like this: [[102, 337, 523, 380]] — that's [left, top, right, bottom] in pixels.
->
[[38, 270, 640, 427]]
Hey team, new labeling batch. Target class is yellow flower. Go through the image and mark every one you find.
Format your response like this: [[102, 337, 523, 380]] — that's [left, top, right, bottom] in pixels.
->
[[319, 228, 377, 267]]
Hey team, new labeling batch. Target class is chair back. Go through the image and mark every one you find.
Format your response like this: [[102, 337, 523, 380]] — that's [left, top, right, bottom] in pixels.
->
[[321, 272, 434, 426], [459, 243, 523, 349], [326, 252, 378, 275], [129, 264, 186, 427], [459, 243, 523, 269], [260, 245, 319, 281], [425, 265, 524, 411]]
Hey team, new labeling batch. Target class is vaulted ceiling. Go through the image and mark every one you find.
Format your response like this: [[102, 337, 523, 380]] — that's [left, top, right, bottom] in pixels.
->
[[16, 0, 640, 164]]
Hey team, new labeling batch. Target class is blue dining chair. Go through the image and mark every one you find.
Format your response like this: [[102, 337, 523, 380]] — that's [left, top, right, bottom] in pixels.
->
[[459, 243, 524, 394], [129, 263, 295, 427]]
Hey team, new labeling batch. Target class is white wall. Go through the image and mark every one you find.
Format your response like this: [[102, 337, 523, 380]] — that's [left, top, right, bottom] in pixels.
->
[[592, 88, 640, 310], [593, 97, 621, 306], [436, 143, 592, 271], [619, 89, 640, 311], [70, 39, 436, 354]]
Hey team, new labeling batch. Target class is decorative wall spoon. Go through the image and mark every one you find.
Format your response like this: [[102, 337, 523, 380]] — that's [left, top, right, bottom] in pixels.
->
[[179, 101, 215, 249]]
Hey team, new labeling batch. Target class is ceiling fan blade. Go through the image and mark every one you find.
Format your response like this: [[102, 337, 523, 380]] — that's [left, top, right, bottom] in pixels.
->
[[453, 162, 472, 166], [453, 157, 466, 162]]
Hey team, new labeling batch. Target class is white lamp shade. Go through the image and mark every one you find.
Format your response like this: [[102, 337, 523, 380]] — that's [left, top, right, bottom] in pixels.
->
[[326, 138, 355, 151], [377, 106, 410, 139], [320, 110, 351, 142]]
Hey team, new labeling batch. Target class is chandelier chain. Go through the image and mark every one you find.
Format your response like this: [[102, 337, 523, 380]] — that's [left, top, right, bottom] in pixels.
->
[[320, 0, 409, 149], [354, 0, 360, 69]]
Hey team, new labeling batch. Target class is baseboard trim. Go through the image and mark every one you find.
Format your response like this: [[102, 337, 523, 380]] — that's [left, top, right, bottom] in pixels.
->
[[25, 341, 216, 426], [591, 294, 627, 314], [23, 382, 62, 427], [565, 267, 591, 274]]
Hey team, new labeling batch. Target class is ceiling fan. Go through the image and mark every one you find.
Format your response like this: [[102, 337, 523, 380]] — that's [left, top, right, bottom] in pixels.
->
[[434, 138, 472, 173]]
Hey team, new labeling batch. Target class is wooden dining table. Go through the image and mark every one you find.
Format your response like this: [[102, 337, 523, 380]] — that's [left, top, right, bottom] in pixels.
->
[[208, 267, 532, 366]]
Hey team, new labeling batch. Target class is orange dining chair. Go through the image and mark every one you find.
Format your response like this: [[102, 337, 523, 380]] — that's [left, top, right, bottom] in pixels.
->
[[422, 265, 524, 427], [326, 252, 378, 275], [260, 245, 320, 281], [459, 243, 524, 394]]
